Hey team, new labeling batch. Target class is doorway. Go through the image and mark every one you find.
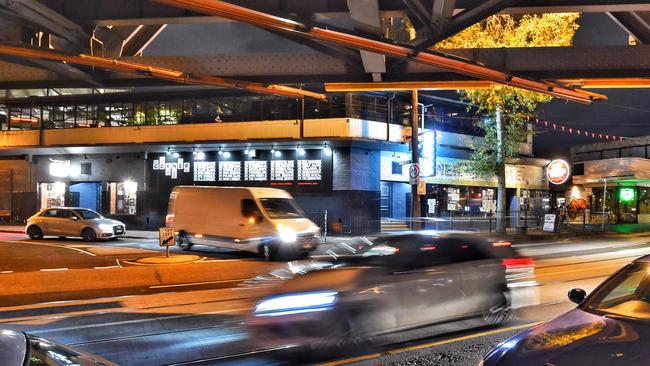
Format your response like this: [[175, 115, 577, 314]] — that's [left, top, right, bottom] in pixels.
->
[[68, 182, 102, 212]]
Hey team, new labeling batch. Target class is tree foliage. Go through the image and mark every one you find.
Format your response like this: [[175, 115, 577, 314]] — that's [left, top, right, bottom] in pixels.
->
[[434, 13, 580, 177]]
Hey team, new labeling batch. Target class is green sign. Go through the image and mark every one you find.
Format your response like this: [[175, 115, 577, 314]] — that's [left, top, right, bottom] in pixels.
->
[[620, 188, 635, 202]]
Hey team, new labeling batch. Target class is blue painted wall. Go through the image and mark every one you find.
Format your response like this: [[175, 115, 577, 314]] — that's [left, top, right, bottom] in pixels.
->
[[69, 182, 100, 211]]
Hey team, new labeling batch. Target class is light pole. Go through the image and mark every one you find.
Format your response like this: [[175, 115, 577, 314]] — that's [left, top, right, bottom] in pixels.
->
[[411, 90, 421, 230]]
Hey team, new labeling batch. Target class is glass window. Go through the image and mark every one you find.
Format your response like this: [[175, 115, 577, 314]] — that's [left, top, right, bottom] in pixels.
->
[[57, 210, 77, 219], [259, 198, 304, 219], [74, 209, 102, 220], [242, 199, 262, 218], [391, 161, 403, 175], [584, 263, 650, 320], [41, 209, 59, 217], [110, 181, 137, 215], [40, 182, 66, 209]]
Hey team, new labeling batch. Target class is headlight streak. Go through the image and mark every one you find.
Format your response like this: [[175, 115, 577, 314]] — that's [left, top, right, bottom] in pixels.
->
[[98, 224, 114, 231], [255, 291, 338, 316]]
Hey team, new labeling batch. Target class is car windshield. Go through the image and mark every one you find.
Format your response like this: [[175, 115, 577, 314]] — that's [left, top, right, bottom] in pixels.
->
[[26, 334, 109, 366], [258, 198, 303, 219], [583, 263, 650, 321], [73, 209, 102, 220]]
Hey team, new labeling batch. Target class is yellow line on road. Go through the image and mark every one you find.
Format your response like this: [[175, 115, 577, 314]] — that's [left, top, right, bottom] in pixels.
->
[[536, 263, 624, 277], [6, 240, 97, 256], [318, 322, 539, 366]]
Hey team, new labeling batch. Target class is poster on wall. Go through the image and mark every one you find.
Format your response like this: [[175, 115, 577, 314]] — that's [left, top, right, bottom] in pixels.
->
[[219, 161, 241, 181], [271, 160, 294, 181], [244, 161, 268, 181], [481, 189, 495, 213], [447, 188, 460, 211], [297, 160, 322, 181], [193, 161, 216, 182]]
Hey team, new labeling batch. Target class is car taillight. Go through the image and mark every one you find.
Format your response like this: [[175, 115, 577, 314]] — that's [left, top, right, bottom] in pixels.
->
[[493, 241, 511, 247], [502, 257, 534, 270], [165, 214, 174, 227]]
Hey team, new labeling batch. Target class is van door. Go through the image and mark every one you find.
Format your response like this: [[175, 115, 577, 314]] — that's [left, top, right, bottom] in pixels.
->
[[238, 199, 267, 248]]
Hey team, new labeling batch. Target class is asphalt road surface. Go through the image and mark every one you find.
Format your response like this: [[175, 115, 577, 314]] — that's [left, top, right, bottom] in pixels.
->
[[0, 233, 649, 365]]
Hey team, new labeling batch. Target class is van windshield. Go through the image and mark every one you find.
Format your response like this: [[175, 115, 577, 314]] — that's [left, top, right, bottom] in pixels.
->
[[259, 198, 304, 219]]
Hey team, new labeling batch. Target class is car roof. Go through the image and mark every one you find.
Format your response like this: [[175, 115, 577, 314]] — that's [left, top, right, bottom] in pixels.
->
[[634, 255, 650, 263], [43, 207, 88, 210]]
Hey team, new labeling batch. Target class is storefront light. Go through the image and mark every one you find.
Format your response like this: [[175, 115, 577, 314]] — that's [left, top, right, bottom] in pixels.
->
[[223, 151, 231, 158], [53, 182, 66, 194], [49, 160, 70, 177], [195, 151, 206, 160], [297, 148, 305, 156], [172, 152, 180, 158], [274, 150, 282, 157], [323, 146, 332, 155], [620, 188, 635, 202], [123, 180, 138, 193], [571, 186, 581, 199]]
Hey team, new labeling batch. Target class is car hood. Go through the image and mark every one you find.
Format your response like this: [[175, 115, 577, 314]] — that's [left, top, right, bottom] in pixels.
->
[[88, 218, 124, 226], [270, 218, 319, 234], [488, 308, 650, 366]]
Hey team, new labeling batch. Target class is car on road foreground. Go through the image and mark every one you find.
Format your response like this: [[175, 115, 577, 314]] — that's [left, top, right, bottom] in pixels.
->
[[0, 328, 116, 365], [26, 207, 126, 242], [249, 232, 536, 354], [481, 254, 650, 366]]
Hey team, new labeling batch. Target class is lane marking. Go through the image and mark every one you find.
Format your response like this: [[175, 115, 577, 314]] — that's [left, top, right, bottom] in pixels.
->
[[39, 268, 68, 272], [148, 278, 248, 289], [198, 258, 256, 263], [5, 241, 97, 256], [318, 322, 540, 366], [31, 307, 249, 334], [536, 263, 624, 277], [1, 271, 13, 274], [93, 266, 120, 270], [115, 259, 122, 268]]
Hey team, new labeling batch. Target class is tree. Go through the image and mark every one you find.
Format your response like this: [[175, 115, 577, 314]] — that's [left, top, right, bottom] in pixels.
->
[[435, 13, 580, 233]]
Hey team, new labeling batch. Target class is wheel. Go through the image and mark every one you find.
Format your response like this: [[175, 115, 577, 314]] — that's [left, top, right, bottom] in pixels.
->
[[81, 228, 97, 242], [260, 243, 280, 261], [178, 231, 193, 250], [27, 226, 43, 240], [482, 292, 515, 325]]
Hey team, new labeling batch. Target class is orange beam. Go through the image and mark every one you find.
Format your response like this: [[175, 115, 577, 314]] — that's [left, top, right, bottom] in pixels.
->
[[0, 43, 326, 100], [325, 80, 494, 92], [556, 78, 650, 89], [153, 0, 606, 104]]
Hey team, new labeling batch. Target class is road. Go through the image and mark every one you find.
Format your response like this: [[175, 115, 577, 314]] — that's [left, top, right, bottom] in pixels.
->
[[0, 233, 649, 365]]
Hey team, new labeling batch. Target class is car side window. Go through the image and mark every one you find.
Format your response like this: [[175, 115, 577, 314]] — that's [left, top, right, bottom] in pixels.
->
[[58, 210, 75, 219], [241, 199, 262, 219], [42, 209, 58, 217]]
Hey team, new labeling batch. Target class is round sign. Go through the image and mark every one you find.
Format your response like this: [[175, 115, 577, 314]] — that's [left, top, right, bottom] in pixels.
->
[[409, 163, 420, 184], [547, 159, 570, 185]]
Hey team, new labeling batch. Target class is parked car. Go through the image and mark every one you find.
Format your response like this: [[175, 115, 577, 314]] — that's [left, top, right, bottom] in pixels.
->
[[0, 328, 116, 365], [26, 208, 126, 241], [166, 186, 320, 260], [482, 254, 650, 366], [249, 232, 536, 353]]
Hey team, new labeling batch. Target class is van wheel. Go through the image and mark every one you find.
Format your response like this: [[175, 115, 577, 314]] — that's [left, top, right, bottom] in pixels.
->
[[27, 226, 43, 240], [178, 232, 193, 250], [261, 243, 280, 261]]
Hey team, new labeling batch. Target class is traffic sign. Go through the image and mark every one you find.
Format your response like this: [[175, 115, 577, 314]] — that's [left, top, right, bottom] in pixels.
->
[[417, 180, 426, 195], [159, 227, 176, 247], [409, 163, 420, 185]]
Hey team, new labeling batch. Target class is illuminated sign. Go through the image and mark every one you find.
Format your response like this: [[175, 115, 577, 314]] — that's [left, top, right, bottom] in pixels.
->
[[297, 160, 322, 181], [547, 160, 570, 185], [219, 161, 241, 181], [244, 161, 267, 181], [620, 188, 635, 202], [153, 156, 190, 179], [193, 161, 216, 181], [271, 160, 294, 181]]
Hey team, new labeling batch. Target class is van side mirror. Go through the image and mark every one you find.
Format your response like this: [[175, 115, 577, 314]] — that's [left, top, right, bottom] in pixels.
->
[[568, 288, 586, 304]]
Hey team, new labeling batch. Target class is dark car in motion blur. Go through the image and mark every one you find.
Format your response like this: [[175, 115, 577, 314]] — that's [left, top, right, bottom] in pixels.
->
[[482, 255, 650, 366], [0, 328, 116, 366], [249, 232, 536, 353]]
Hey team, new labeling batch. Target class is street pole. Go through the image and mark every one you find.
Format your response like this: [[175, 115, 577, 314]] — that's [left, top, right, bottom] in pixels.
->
[[411, 89, 421, 230]]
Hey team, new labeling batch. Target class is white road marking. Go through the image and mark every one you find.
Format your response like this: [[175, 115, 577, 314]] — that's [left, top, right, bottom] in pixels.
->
[[40, 268, 68, 272], [1, 271, 13, 274], [197, 258, 255, 263], [31, 307, 248, 334], [5, 240, 97, 256], [93, 266, 120, 269], [115, 259, 122, 268], [148, 278, 248, 289]]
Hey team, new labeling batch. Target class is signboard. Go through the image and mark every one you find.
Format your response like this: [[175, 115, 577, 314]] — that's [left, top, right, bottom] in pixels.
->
[[543, 214, 556, 232], [244, 161, 267, 181], [447, 187, 460, 211], [271, 160, 294, 181], [219, 161, 241, 181], [547, 159, 570, 185], [298, 160, 322, 181], [409, 163, 420, 185], [417, 180, 426, 195], [585, 187, 592, 196], [193, 161, 216, 182], [159, 227, 175, 247], [427, 199, 437, 214]]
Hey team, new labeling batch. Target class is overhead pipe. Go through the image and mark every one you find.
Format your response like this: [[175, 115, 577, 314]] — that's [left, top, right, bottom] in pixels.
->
[[153, 0, 606, 104], [0, 43, 326, 100]]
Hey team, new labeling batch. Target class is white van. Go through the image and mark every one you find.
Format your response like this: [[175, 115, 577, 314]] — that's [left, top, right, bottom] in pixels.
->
[[166, 186, 320, 260]]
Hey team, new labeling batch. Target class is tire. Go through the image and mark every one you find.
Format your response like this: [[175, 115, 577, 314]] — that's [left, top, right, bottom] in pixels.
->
[[178, 231, 193, 250], [27, 226, 43, 240], [482, 292, 515, 325], [260, 243, 280, 261], [81, 228, 97, 242]]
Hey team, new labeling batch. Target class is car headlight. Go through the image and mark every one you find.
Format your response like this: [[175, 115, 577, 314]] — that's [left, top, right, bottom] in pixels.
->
[[254, 291, 338, 316], [98, 224, 114, 231], [276, 224, 297, 242]]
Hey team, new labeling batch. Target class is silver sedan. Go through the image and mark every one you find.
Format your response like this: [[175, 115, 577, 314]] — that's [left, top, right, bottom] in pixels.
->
[[26, 207, 126, 241]]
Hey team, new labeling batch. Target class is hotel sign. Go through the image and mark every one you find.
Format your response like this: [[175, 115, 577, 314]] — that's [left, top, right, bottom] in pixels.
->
[[547, 159, 570, 185]]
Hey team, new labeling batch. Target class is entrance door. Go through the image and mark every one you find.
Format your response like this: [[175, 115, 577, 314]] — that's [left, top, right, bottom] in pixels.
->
[[380, 182, 392, 218], [68, 182, 101, 212]]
